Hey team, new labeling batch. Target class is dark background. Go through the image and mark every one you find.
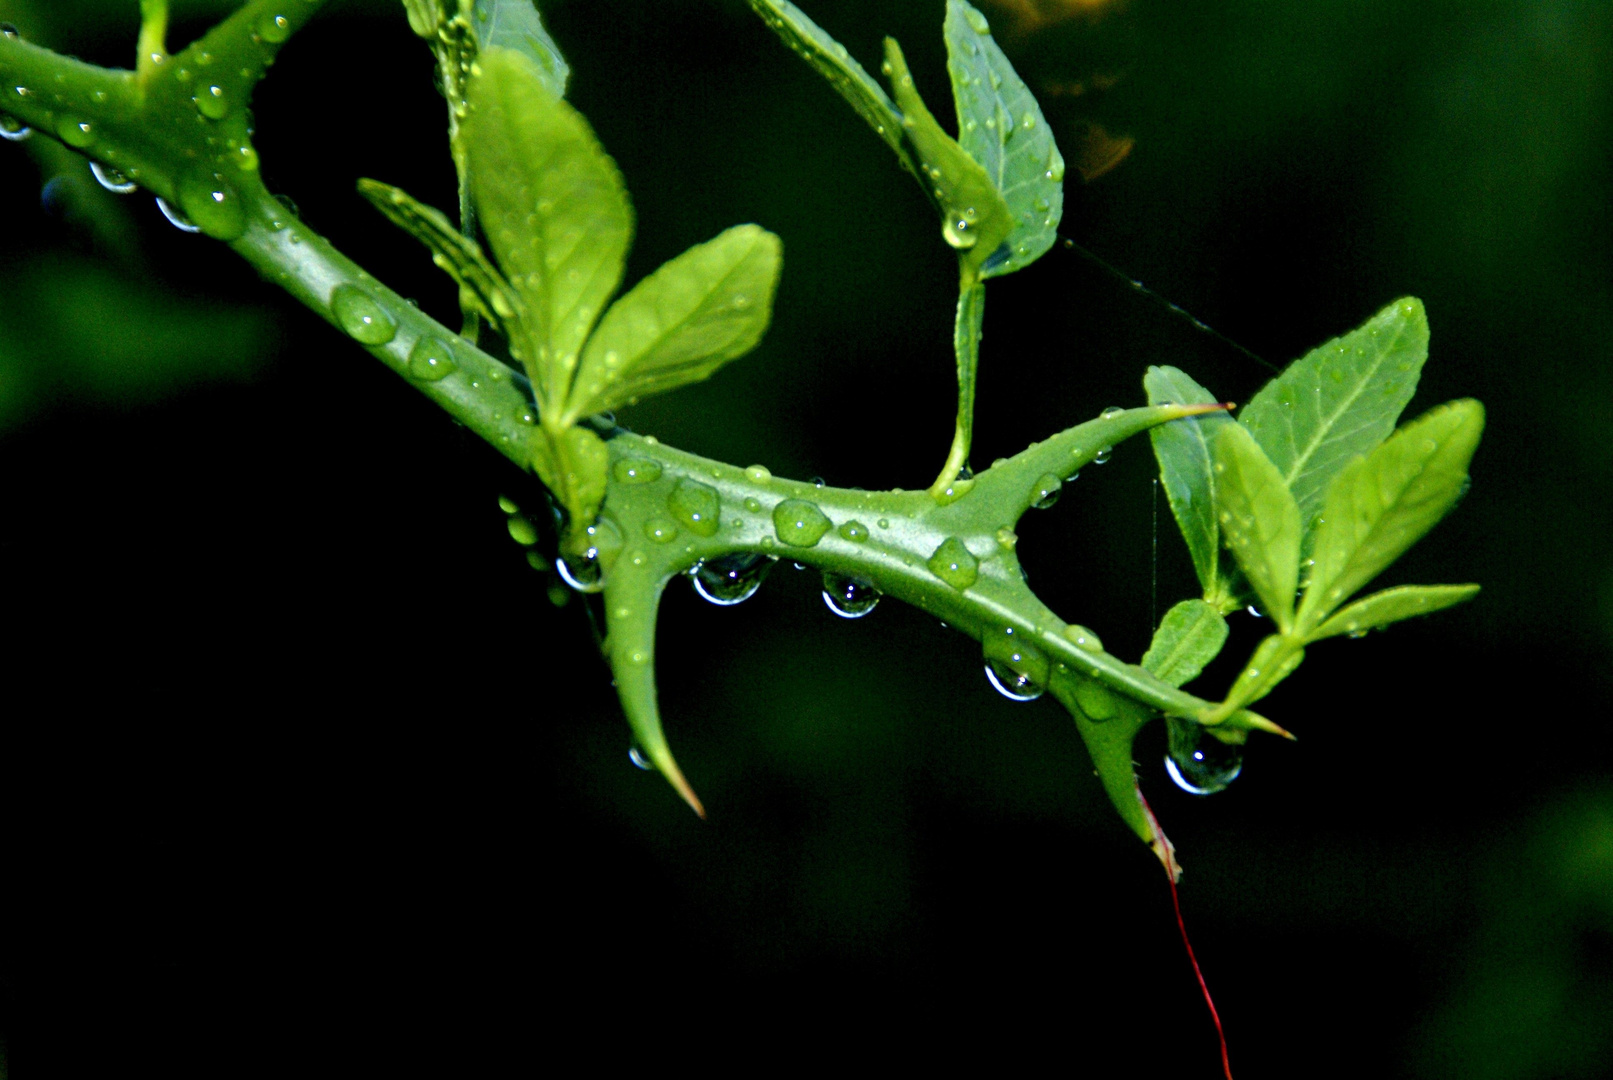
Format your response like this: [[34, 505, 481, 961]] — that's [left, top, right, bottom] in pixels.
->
[[3, 1, 1611, 1076]]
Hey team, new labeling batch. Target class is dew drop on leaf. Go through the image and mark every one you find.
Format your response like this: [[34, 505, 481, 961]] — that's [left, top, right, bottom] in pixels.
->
[[628, 745, 654, 770], [612, 458, 662, 485], [331, 285, 396, 345], [1031, 472, 1062, 510]]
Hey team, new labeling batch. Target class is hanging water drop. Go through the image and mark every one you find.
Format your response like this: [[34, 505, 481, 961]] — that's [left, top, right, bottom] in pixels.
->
[[983, 627, 1049, 702], [0, 23, 17, 38], [1031, 472, 1062, 510], [1100, 406, 1125, 419], [691, 552, 774, 606], [156, 196, 202, 233], [331, 285, 396, 345], [1093, 446, 1112, 465], [176, 172, 246, 240], [0, 114, 31, 142], [1165, 719, 1243, 795], [89, 161, 136, 194], [821, 572, 880, 619], [628, 745, 654, 770]]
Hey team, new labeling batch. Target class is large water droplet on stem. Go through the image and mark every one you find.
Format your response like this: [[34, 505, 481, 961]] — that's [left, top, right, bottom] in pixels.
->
[[773, 499, 831, 547], [0, 114, 31, 142], [90, 161, 136, 194], [691, 552, 774, 606], [821, 572, 880, 618], [1164, 719, 1244, 795]]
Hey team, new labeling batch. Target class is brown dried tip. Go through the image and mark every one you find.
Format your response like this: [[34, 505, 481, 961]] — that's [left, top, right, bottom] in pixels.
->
[[1137, 789, 1182, 883], [663, 758, 707, 819]]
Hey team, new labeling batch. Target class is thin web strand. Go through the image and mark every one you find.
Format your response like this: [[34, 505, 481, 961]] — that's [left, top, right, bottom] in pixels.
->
[[1057, 237, 1280, 375]]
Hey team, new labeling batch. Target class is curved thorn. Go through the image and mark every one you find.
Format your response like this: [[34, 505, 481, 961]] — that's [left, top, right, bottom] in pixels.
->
[[602, 566, 706, 818]]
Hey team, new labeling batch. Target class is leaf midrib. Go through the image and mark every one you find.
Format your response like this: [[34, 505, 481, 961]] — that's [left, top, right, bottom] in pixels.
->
[[1277, 317, 1413, 491]]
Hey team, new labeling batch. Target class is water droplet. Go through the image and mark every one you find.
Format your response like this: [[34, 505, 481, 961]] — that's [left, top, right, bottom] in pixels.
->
[[772, 499, 831, 547], [193, 84, 229, 120], [877, 518, 890, 530], [331, 284, 396, 345], [0, 22, 17, 38], [933, 477, 975, 505], [1165, 720, 1243, 795], [995, 526, 1017, 550], [668, 477, 720, 538], [837, 520, 869, 543], [744, 464, 771, 483], [176, 172, 245, 239], [1046, 149, 1066, 182], [407, 336, 457, 380], [498, 495, 520, 514], [643, 518, 678, 543], [1246, 605, 1264, 619], [88, 161, 136, 194], [1030, 472, 1062, 510], [927, 537, 978, 590], [0, 114, 32, 142], [506, 513, 538, 546], [1063, 624, 1103, 652], [155, 196, 202, 233], [629, 745, 654, 770], [743, 497, 763, 514], [690, 552, 774, 605], [1093, 446, 1112, 465], [231, 139, 260, 172], [612, 458, 662, 485], [257, 13, 292, 43], [821, 572, 880, 618], [1100, 406, 1125, 420], [1019, 111, 1036, 130], [985, 659, 1043, 701], [55, 116, 93, 148]]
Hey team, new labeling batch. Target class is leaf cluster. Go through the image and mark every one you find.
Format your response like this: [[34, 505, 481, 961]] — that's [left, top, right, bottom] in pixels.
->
[[1145, 298, 1485, 719]]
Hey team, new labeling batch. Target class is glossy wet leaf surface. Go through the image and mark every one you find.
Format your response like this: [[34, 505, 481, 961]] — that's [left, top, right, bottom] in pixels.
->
[[1307, 583, 1480, 642], [1213, 421, 1302, 632], [1146, 365, 1234, 602], [942, 0, 1063, 278], [883, 37, 1011, 282], [466, 46, 632, 410], [1142, 599, 1230, 688], [1298, 399, 1485, 631], [471, 0, 569, 98], [745, 0, 913, 173], [1240, 297, 1428, 542], [566, 224, 782, 422]]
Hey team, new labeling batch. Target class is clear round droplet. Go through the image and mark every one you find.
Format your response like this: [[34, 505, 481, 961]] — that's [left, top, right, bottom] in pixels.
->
[[90, 161, 136, 194], [156, 196, 202, 233], [821, 572, 881, 619], [331, 284, 396, 345], [1031, 472, 1062, 510], [1165, 720, 1243, 795], [628, 745, 654, 770], [773, 499, 831, 547], [1093, 445, 1113, 465], [0, 114, 31, 142], [985, 659, 1044, 702], [1100, 406, 1125, 419], [691, 552, 774, 606], [408, 336, 457, 380], [556, 553, 605, 594]]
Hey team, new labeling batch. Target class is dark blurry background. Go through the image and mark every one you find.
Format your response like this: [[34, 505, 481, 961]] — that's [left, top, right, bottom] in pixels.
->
[[3, 0, 1610, 1076]]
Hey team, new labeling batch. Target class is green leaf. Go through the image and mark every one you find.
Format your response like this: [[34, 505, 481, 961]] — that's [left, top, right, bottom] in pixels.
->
[[1240, 297, 1428, 542], [883, 38, 1013, 285], [744, 0, 914, 174], [1215, 633, 1305, 717], [1142, 600, 1230, 688], [356, 179, 525, 337], [401, 0, 438, 38], [466, 46, 633, 414], [1296, 399, 1485, 632], [942, 0, 1064, 278], [1145, 365, 1234, 603], [1307, 584, 1481, 642], [563, 225, 783, 423], [470, 0, 569, 98], [1213, 422, 1303, 632]]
